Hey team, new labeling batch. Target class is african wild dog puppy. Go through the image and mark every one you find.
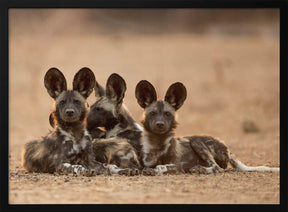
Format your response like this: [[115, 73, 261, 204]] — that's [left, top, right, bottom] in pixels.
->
[[22, 67, 106, 176], [86, 73, 142, 173], [135, 80, 280, 175], [87, 73, 142, 153], [47, 72, 141, 175]]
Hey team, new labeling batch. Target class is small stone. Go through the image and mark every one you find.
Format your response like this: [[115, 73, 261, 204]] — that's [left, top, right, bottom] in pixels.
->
[[242, 120, 260, 133]]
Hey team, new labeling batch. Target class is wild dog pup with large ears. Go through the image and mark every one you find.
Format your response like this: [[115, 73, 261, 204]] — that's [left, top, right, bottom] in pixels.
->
[[135, 80, 280, 175], [22, 67, 106, 176], [87, 73, 143, 169], [87, 73, 142, 148]]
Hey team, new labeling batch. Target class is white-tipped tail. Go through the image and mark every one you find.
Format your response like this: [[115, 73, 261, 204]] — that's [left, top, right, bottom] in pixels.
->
[[229, 154, 279, 172]]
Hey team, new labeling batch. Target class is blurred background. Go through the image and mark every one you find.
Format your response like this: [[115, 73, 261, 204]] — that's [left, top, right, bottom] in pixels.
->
[[9, 9, 279, 167]]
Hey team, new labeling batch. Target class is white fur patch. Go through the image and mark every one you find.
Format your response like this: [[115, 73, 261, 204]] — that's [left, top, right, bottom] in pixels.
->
[[63, 163, 71, 168], [105, 164, 123, 175], [230, 154, 280, 172], [235, 160, 280, 172], [72, 165, 86, 176], [154, 164, 175, 175], [205, 164, 217, 174], [59, 163, 87, 176], [134, 123, 143, 131]]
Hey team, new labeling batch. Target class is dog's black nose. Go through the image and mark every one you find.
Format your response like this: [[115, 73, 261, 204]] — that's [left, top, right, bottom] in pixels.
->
[[65, 109, 75, 117], [156, 121, 165, 129]]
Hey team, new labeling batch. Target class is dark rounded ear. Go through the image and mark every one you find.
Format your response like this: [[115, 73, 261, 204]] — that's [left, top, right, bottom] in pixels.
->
[[44, 67, 67, 99], [105, 73, 127, 105], [73, 67, 96, 99], [135, 80, 157, 108], [164, 82, 187, 111], [94, 81, 105, 98]]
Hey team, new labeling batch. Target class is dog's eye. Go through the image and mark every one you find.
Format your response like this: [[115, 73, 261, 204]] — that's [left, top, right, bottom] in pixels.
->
[[150, 111, 157, 116], [59, 100, 66, 105], [164, 112, 171, 117], [74, 99, 81, 105]]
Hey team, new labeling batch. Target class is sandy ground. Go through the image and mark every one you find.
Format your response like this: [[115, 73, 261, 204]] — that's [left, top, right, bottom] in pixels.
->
[[9, 13, 279, 204]]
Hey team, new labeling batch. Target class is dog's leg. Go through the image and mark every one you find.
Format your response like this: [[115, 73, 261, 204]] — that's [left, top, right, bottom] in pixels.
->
[[105, 164, 140, 176], [141, 164, 179, 176], [155, 164, 179, 175], [58, 163, 107, 176], [58, 163, 85, 176], [141, 167, 157, 176], [190, 140, 224, 173]]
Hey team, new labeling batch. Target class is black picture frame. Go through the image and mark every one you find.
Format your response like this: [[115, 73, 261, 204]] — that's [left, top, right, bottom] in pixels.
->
[[1, 0, 287, 211]]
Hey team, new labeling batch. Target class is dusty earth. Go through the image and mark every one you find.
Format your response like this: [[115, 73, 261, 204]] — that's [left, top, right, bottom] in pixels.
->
[[9, 10, 280, 204]]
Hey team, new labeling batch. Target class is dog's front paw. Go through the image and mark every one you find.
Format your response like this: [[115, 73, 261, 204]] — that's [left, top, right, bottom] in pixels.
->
[[189, 165, 209, 174], [129, 168, 140, 176], [141, 167, 157, 176], [58, 163, 73, 174], [189, 164, 224, 174], [83, 167, 106, 176], [153, 164, 178, 175], [93, 163, 108, 175], [212, 165, 224, 174], [72, 165, 86, 176], [118, 168, 140, 176], [162, 164, 178, 174]]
